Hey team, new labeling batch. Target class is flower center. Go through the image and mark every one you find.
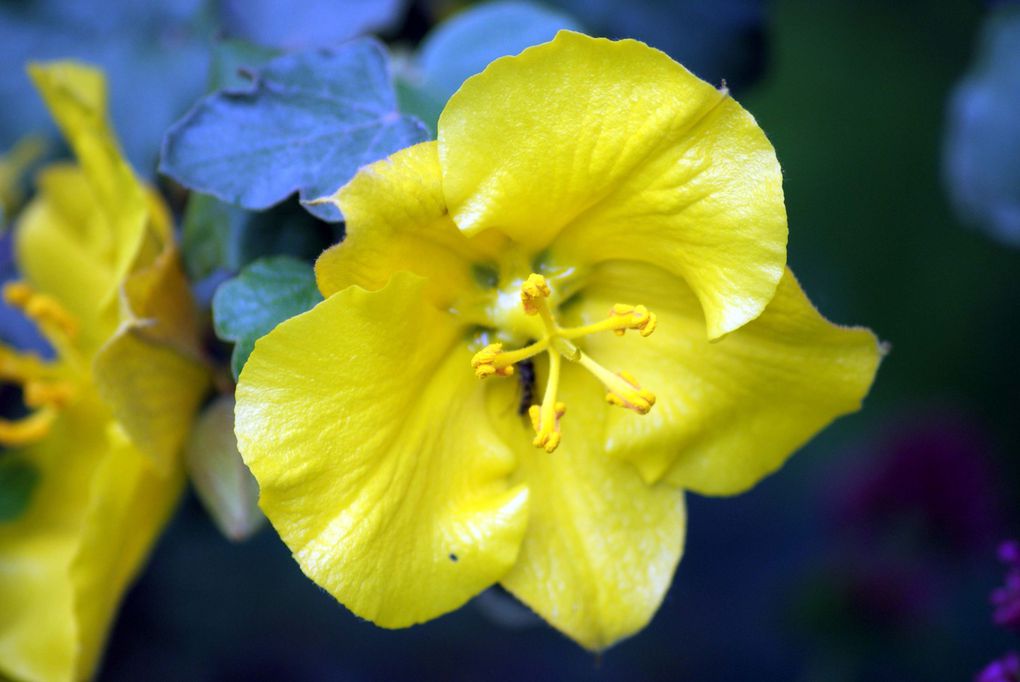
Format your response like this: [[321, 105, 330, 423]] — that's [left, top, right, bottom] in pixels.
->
[[471, 273, 656, 453], [0, 282, 80, 447]]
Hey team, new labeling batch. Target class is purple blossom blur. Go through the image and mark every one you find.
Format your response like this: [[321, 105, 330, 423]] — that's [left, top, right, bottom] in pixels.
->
[[836, 415, 1004, 556], [976, 652, 1020, 682], [993, 541, 1020, 631]]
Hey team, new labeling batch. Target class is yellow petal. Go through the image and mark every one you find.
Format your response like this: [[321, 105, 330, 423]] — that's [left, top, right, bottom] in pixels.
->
[[485, 362, 685, 650], [0, 394, 181, 682], [92, 217, 208, 471], [315, 141, 506, 306], [93, 330, 208, 475], [235, 273, 529, 627], [118, 243, 204, 355], [438, 31, 786, 338], [570, 261, 883, 495], [14, 166, 119, 350], [69, 426, 184, 679], [26, 61, 149, 307]]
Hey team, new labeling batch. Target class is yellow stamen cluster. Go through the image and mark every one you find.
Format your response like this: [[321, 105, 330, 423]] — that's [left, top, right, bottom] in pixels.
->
[[0, 282, 80, 447], [470, 272, 658, 453]]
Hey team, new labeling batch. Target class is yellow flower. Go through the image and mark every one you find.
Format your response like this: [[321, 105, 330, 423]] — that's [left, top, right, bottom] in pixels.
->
[[0, 62, 208, 682], [235, 32, 882, 650]]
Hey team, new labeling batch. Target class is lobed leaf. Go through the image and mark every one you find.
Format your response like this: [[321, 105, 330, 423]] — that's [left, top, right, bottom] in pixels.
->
[[212, 256, 323, 379], [160, 39, 428, 222]]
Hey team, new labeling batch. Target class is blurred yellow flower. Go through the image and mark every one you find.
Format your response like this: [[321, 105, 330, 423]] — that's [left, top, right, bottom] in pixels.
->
[[235, 32, 882, 650], [0, 62, 208, 682]]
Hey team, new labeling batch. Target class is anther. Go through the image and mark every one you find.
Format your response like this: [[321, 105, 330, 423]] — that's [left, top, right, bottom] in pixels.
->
[[528, 350, 565, 453], [577, 353, 656, 415], [520, 273, 551, 315], [605, 370, 656, 414], [471, 339, 548, 379], [610, 304, 657, 337], [3, 281, 78, 340], [23, 380, 76, 409], [529, 401, 566, 453], [558, 303, 658, 340], [471, 343, 515, 379]]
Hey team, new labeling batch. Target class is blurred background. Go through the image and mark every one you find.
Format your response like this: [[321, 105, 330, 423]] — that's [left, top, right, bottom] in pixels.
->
[[2, 0, 1019, 679]]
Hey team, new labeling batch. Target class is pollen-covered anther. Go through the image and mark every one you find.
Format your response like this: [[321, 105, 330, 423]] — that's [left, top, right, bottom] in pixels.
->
[[609, 304, 657, 337], [520, 273, 551, 316], [471, 338, 549, 380], [3, 281, 78, 340], [529, 401, 566, 453], [471, 343, 515, 379], [23, 379, 76, 409], [605, 370, 656, 415]]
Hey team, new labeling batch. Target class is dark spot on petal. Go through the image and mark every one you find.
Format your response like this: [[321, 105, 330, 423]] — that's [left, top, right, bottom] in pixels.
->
[[449, 553, 458, 562], [471, 263, 499, 289]]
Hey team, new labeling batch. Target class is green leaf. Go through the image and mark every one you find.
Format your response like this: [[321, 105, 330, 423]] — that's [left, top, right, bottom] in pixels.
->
[[185, 395, 264, 542], [181, 192, 248, 280], [212, 256, 323, 379], [160, 39, 428, 222], [182, 194, 338, 280], [179, 40, 287, 281], [0, 455, 40, 522], [234, 200, 338, 267], [397, 1, 581, 134]]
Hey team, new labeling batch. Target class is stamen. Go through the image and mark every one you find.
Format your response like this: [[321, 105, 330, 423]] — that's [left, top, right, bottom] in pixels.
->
[[471, 339, 548, 379], [0, 346, 51, 384], [0, 407, 57, 447], [3, 281, 79, 352], [520, 273, 559, 335], [577, 353, 656, 414], [529, 351, 565, 453], [560, 304, 657, 339], [23, 379, 76, 409]]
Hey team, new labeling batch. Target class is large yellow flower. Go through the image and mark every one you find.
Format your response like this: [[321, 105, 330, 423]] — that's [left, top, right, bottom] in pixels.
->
[[235, 32, 882, 650], [0, 62, 208, 682]]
